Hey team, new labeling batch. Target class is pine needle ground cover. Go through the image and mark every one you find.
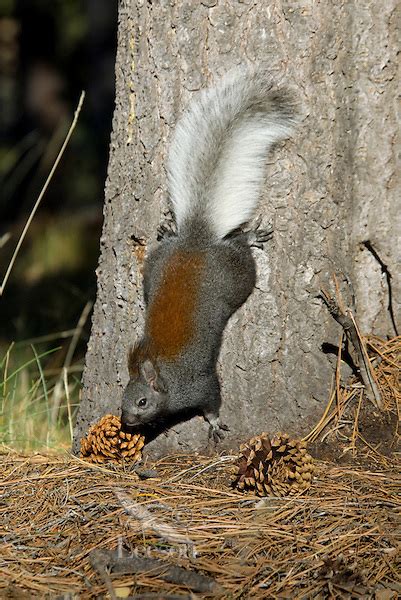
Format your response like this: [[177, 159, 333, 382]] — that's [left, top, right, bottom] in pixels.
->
[[1, 451, 399, 599], [1, 336, 399, 599]]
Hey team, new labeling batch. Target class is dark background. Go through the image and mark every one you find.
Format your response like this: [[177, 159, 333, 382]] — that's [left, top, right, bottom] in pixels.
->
[[0, 0, 118, 355]]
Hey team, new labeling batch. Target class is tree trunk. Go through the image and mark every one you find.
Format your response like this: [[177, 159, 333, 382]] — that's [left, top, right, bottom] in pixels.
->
[[73, 0, 400, 457]]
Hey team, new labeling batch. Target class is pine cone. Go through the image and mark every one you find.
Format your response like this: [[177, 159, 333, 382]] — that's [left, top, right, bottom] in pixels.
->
[[233, 432, 314, 497], [80, 414, 145, 464]]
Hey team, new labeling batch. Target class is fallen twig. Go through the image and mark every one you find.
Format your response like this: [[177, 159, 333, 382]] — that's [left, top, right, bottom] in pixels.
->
[[89, 548, 223, 595], [320, 286, 383, 410]]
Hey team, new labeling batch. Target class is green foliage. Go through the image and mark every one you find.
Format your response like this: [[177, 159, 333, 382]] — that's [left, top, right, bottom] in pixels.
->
[[56, 0, 88, 56], [13, 215, 95, 284], [0, 0, 16, 17], [0, 342, 81, 451], [0, 0, 115, 451]]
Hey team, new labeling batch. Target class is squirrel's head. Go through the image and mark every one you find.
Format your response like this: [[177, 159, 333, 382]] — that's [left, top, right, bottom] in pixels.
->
[[121, 359, 168, 429]]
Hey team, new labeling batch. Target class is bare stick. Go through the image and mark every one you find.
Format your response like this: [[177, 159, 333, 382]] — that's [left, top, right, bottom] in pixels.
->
[[320, 287, 383, 410], [51, 300, 93, 428], [89, 549, 223, 595], [348, 312, 383, 410], [0, 91, 86, 296], [63, 367, 74, 444], [90, 549, 118, 600]]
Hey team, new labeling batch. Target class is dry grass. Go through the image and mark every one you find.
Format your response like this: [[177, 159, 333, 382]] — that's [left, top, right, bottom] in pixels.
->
[[305, 335, 400, 461], [1, 335, 400, 599]]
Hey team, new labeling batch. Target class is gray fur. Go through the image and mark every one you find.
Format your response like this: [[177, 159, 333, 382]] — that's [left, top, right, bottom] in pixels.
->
[[122, 232, 256, 438], [121, 68, 299, 440]]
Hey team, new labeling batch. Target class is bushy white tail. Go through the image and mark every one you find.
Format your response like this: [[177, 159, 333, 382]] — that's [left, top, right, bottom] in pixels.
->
[[167, 67, 300, 240]]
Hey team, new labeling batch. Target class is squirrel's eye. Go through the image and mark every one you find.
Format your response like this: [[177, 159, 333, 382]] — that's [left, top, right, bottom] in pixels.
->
[[138, 397, 147, 407]]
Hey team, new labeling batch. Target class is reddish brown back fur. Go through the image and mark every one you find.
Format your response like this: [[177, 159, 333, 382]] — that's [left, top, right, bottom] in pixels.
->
[[146, 250, 205, 360]]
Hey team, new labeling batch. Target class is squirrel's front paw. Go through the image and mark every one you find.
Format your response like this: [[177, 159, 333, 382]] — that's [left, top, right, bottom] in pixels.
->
[[246, 216, 274, 249], [157, 211, 177, 241], [207, 418, 229, 443]]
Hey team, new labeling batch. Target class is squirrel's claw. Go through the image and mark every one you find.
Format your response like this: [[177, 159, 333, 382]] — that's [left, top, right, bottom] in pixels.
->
[[157, 211, 177, 241], [233, 217, 273, 249], [206, 416, 229, 443], [247, 219, 274, 249], [225, 218, 273, 249]]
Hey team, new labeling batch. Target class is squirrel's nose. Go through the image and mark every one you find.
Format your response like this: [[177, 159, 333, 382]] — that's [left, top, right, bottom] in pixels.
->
[[120, 410, 139, 431]]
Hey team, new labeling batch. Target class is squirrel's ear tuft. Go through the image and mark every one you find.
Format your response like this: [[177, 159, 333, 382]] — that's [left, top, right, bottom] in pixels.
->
[[141, 360, 166, 393], [128, 342, 144, 378]]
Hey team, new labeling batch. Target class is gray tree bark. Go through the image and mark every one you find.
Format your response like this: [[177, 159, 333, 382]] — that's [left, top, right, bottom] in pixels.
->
[[73, 0, 400, 457]]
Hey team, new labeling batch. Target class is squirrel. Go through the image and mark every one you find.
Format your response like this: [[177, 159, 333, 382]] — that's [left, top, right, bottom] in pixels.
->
[[121, 67, 300, 441]]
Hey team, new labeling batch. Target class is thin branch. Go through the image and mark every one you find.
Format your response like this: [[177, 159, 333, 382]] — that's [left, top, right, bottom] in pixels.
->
[[0, 91, 85, 296], [320, 287, 383, 410], [63, 367, 74, 444], [50, 300, 92, 428], [89, 549, 117, 600], [89, 548, 224, 595], [348, 312, 383, 410]]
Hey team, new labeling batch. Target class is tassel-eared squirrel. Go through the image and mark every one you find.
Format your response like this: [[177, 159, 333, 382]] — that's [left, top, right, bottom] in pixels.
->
[[121, 67, 299, 441]]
